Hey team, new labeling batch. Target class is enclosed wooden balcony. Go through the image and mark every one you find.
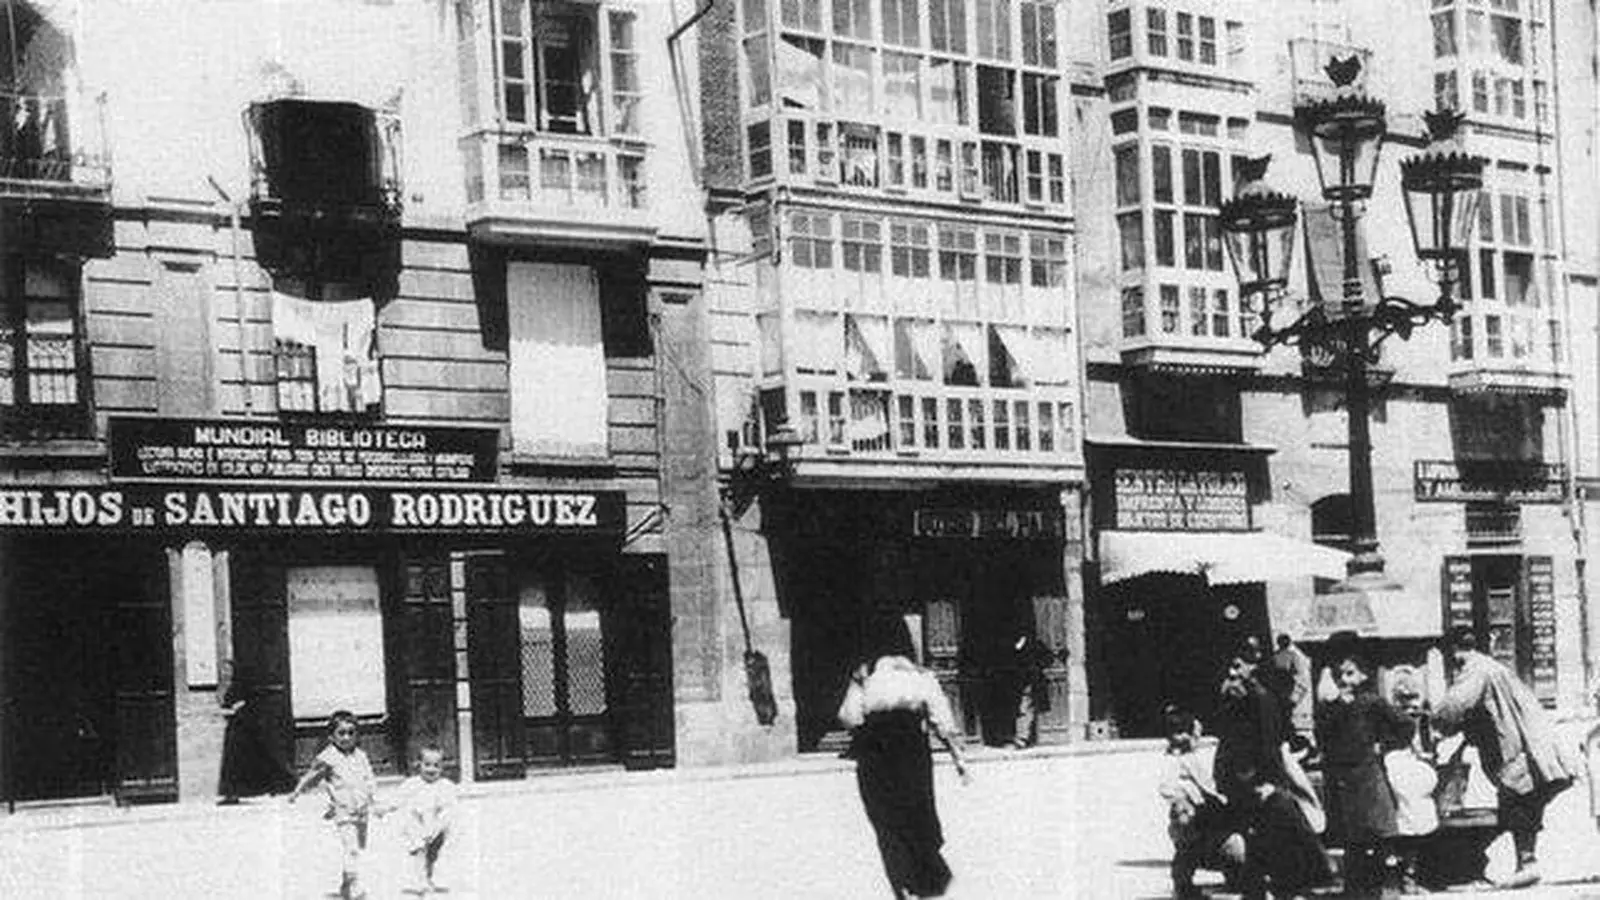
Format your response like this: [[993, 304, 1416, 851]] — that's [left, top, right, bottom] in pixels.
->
[[461, 127, 655, 250], [244, 99, 403, 293], [1446, 307, 1569, 399], [0, 89, 113, 258]]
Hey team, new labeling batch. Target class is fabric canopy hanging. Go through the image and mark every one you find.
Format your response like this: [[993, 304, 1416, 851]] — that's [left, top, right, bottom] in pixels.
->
[[941, 322, 986, 386], [1098, 530, 1351, 586]]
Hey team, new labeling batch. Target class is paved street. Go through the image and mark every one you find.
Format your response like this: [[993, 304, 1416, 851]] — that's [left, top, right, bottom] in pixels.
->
[[4, 740, 1600, 899]]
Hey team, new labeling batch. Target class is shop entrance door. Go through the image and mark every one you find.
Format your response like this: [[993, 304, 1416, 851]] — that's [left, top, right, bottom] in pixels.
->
[[5, 539, 175, 804], [479, 553, 616, 768]]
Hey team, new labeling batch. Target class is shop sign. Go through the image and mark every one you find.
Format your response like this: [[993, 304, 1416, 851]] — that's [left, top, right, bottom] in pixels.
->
[[0, 486, 625, 533], [1527, 556, 1557, 704], [1413, 459, 1567, 504], [108, 417, 499, 483], [912, 507, 1065, 540], [1112, 467, 1250, 531]]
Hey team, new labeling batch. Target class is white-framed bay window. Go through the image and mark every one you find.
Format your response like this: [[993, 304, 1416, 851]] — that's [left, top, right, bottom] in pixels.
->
[[490, 0, 641, 138]]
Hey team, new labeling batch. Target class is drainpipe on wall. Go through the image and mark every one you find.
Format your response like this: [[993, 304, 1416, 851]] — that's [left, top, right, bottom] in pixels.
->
[[666, 0, 718, 184], [206, 176, 253, 416]]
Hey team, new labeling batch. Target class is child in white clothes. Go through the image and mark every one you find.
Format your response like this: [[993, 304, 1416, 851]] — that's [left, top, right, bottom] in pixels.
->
[[382, 746, 459, 896], [289, 710, 378, 900]]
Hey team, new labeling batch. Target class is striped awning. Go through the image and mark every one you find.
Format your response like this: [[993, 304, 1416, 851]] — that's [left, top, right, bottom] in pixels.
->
[[1099, 530, 1350, 586]]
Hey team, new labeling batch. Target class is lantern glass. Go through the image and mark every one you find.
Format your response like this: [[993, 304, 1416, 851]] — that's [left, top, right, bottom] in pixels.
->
[[1222, 210, 1298, 297], [1401, 151, 1485, 261], [1300, 98, 1387, 203]]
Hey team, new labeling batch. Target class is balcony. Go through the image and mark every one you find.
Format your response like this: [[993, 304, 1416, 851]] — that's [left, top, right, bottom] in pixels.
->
[[461, 127, 654, 250], [774, 376, 1080, 484], [244, 99, 402, 294], [1446, 308, 1569, 399], [0, 90, 113, 258]]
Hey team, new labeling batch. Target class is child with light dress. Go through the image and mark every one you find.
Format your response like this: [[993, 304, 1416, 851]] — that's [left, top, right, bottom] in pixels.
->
[[380, 746, 459, 896], [288, 710, 378, 900]]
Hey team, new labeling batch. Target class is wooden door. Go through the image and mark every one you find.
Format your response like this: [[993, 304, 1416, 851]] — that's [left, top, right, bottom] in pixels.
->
[[111, 551, 178, 804], [1031, 593, 1071, 743], [397, 557, 458, 775], [611, 555, 673, 770], [228, 552, 293, 781], [465, 553, 525, 780]]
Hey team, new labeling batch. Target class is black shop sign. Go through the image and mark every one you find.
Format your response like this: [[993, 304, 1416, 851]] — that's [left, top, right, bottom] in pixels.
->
[[109, 417, 499, 483], [0, 486, 625, 534]]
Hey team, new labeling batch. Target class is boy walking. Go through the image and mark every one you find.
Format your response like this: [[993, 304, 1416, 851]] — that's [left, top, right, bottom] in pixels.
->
[[383, 746, 459, 895]]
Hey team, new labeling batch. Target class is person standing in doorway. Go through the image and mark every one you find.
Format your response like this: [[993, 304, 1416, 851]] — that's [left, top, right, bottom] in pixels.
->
[[1008, 630, 1054, 749], [838, 616, 972, 899], [1431, 626, 1574, 890], [216, 662, 294, 805], [1271, 634, 1316, 758]]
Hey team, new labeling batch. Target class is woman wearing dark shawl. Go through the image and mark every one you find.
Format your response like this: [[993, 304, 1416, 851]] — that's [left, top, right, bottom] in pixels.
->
[[838, 617, 971, 899], [217, 663, 294, 804]]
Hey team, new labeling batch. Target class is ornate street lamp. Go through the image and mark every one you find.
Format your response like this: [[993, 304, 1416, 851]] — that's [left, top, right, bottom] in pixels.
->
[[1218, 53, 1483, 631]]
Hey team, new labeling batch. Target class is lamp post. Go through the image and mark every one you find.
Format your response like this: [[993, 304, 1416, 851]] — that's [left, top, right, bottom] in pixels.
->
[[1218, 55, 1486, 623]]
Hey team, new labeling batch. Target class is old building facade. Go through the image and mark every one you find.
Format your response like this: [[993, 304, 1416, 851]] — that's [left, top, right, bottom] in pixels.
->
[[0, 0, 749, 805]]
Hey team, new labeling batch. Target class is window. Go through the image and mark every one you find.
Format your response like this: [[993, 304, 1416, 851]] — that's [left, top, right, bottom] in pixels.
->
[[1108, 9, 1131, 59], [745, 0, 768, 32], [783, 0, 825, 30], [833, 0, 872, 38], [938, 226, 978, 281], [787, 120, 808, 173], [1114, 144, 1140, 206], [1147, 8, 1167, 56], [886, 132, 905, 186], [1159, 284, 1180, 333], [288, 566, 387, 719], [789, 210, 834, 268], [1153, 210, 1175, 266], [978, 66, 1016, 135], [507, 262, 609, 457], [1, 258, 87, 435], [1212, 289, 1231, 338], [1435, 70, 1459, 110], [975, 0, 1012, 59], [1491, 12, 1522, 64], [1029, 235, 1067, 287], [911, 136, 929, 187], [272, 291, 382, 415], [1118, 212, 1145, 271], [882, 0, 919, 45], [1021, 74, 1058, 136], [748, 122, 773, 178], [495, 3, 612, 135], [1472, 71, 1489, 113], [1433, 10, 1457, 56], [984, 232, 1023, 284], [610, 12, 641, 133], [1198, 16, 1216, 64], [883, 52, 923, 119], [927, 59, 969, 125], [1189, 286, 1207, 336], [1121, 286, 1146, 337], [745, 36, 772, 107], [1175, 12, 1194, 61], [1021, 0, 1057, 66], [1151, 145, 1173, 203], [842, 218, 884, 272], [831, 43, 874, 116], [929, 0, 967, 52], [1485, 314, 1503, 357], [891, 221, 932, 277]]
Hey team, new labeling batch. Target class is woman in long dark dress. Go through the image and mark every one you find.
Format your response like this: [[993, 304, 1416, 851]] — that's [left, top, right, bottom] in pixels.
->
[[838, 621, 971, 899], [217, 664, 294, 804]]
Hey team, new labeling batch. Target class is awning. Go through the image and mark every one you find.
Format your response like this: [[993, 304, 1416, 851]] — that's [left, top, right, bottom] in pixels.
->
[[1099, 530, 1351, 586]]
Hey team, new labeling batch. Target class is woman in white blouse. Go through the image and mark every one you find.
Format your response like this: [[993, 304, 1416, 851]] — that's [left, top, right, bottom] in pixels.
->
[[838, 619, 971, 899]]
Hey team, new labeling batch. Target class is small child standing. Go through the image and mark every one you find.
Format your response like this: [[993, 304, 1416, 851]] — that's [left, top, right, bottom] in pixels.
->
[[289, 710, 378, 900], [382, 746, 459, 896]]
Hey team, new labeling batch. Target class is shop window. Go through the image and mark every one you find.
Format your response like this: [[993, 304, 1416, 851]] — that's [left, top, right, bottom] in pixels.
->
[[507, 262, 609, 458], [519, 567, 608, 720], [0, 257, 90, 439], [287, 565, 388, 720]]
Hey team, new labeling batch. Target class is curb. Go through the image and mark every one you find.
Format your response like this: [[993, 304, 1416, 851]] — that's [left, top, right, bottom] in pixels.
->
[[0, 736, 1170, 835]]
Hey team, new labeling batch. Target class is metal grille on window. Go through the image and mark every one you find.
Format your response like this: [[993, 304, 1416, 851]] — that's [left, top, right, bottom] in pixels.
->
[[519, 577, 557, 717], [564, 573, 607, 716]]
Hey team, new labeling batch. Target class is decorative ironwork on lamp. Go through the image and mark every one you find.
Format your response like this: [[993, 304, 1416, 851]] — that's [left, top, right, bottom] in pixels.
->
[[1400, 107, 1488, 319]]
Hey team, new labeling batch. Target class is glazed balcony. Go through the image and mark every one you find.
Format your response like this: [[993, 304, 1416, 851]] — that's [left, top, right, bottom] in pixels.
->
[[461, 127, 655, 250], [768, 376, 1080, 483], [0, 89, 113, 258], [1446, 307, 1569, 399]]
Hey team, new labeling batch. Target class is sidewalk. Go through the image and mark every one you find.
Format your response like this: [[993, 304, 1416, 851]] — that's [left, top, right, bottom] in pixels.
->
[[0, 734, 1170, 835]]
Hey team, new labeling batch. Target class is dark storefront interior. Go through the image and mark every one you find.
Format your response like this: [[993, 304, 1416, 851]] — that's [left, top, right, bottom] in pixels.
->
[[3, 535, 174, 804], [769, 489, 1067, 753]]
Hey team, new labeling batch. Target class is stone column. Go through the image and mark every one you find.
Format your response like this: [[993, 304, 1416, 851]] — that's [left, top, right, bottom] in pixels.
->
[[1061, 487, 1090, 740], [169, 542, 229, 803]]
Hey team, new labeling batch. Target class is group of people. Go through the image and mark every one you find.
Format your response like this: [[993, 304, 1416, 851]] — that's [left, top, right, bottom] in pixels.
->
[[1158, 626, 1575, 899], [213, 668, 458, 899]]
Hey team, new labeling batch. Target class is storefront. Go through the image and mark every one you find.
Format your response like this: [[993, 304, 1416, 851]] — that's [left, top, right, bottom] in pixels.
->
[[0, 418, 673, 805], [764, 486, 1075, 752], [1086, 443, 1349, 737]]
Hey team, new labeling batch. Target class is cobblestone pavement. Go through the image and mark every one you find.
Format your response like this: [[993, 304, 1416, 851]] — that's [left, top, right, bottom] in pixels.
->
[[2, 735, 1599, 899]]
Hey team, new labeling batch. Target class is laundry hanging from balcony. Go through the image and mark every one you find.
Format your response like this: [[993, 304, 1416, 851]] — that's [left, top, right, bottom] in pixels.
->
[[271, 292, 382, 414]]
